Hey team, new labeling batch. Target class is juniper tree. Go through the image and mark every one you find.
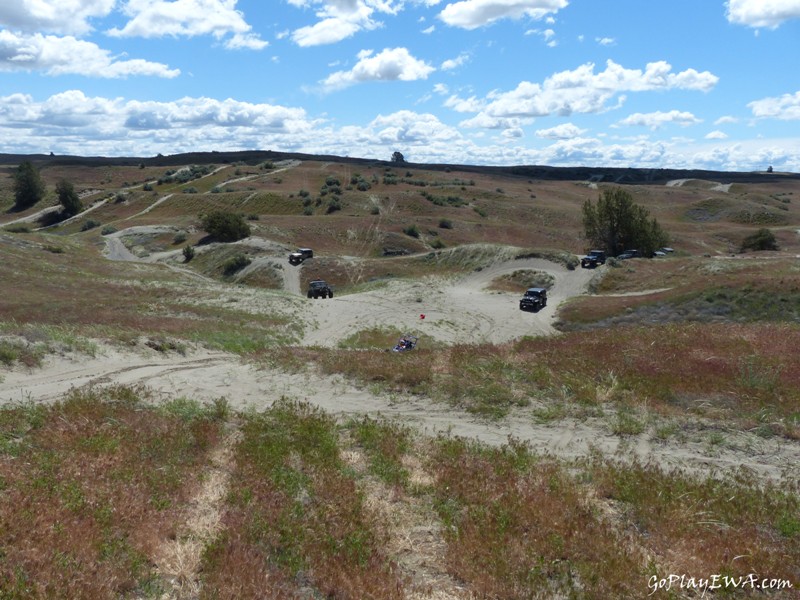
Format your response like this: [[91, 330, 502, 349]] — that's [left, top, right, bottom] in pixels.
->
[[582, 187, 668, 256], [13, 161, 45, 210]]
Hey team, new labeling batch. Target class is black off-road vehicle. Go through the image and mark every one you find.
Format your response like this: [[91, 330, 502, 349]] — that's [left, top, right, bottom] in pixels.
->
[[580, 250, 606, 268], [519, 287, 547, 312], [289, 247, 314, 265], [307, 279, 333, 299]]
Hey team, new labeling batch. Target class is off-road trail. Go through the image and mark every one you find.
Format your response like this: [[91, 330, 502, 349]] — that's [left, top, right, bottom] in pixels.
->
[[2, 244, 797, 482]]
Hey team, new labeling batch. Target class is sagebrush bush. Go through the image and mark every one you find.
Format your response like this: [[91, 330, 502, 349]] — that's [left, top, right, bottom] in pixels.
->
[[223, 254, 251, 276], [201, 211, 250, 242]]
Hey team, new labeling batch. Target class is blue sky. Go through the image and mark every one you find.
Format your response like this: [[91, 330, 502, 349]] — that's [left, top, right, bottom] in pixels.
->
[[1, 0, 799, 170]]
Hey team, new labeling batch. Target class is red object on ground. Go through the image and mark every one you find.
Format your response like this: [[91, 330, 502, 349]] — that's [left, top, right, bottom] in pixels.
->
[[420, 314, 426, 319]]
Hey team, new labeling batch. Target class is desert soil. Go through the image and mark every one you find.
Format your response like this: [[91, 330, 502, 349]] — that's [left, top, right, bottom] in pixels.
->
[[2, 239, 798, 483]]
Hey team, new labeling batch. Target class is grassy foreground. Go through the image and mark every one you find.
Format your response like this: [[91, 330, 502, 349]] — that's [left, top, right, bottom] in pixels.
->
[[0, 387, 797, 598]]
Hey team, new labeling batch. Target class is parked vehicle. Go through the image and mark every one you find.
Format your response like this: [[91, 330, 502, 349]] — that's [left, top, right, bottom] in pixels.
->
[[289, 247, 314, 265], [391, 334, 419, 352], [307, 279, 333, 298], [616, 249, 640, 260], [519, 287, 547, 312], [580, 250, 606, 268]]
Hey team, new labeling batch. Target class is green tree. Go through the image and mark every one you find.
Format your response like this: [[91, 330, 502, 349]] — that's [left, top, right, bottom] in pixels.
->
[[200, 211, 250, 242], [56, 179, 83, 217], [740, 228, 778, 252], [13, 161, 45, 210], [582, 187, 668, 257]]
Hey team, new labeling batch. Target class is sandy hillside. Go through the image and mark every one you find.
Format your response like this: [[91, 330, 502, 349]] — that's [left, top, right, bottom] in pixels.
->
[[2, 240, 798, 483]]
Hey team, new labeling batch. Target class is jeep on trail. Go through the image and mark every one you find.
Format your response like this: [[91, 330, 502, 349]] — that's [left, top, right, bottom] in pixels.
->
[[307, 279, 333, 299], [519, 287, 547, 312], [580, 250, 606, 268], [289, 247, 314, 265]]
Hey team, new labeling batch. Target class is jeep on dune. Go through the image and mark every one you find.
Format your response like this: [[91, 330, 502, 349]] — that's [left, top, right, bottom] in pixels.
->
[[580, 250, 606, 268], [519, 287, 547, 312], [307, 279, 333, 299], [289, 247, 314, 265]]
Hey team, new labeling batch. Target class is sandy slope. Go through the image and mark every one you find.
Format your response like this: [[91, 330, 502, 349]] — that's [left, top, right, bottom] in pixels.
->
[[2, 233, 797, 481]]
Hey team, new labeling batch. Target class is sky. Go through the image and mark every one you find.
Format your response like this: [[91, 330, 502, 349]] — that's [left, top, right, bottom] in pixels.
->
[[1, 0, 799, 171]]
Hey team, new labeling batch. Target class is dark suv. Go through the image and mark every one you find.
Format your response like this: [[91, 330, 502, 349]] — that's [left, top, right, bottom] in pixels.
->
[[289, 248, 314, 265], [580, 250, 606, 268], [519, 287, 547, 312], [307, 279, 333, 299]]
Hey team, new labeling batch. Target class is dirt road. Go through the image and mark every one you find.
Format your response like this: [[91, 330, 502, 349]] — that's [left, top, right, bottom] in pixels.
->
[[4, 235, 797, 481]]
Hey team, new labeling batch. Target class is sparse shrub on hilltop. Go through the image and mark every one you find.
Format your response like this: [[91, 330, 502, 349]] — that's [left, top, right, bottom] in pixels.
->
[[223, 254, 251, 276], [56, 179, 83, 218], [740, 228, 778, 252], [582, 186, 668, 257], [13, 160, 46, 210], [201, 211, 251, 242], [403, 224, 420, 238]]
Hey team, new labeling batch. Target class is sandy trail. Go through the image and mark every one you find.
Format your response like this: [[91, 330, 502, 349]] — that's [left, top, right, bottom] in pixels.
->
[[4, 226, 797, 483], [2, 343, 797, 482], [300, 258, 592, 346]]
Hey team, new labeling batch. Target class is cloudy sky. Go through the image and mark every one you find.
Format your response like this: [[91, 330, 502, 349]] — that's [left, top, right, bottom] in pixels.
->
[[1, 0, 799, 170]]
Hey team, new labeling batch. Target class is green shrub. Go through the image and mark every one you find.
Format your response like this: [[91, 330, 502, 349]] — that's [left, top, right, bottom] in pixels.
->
[[81, 219, 101, 231], [326, 198, 342, 214], [403, 224, 420, 238], [201, 211, 250, 242], [173, 231, 188, 244], [4, 224, 31, 233], [101, 225, 117, 236], [438, 219, 453, 229], [740, 228, 778, 252], [223, 254, 251, 276], [182, 246, 195, 262]]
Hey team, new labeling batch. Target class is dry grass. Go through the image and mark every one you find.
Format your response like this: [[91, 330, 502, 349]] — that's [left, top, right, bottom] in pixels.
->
[[199, 399, 405, 599], [0, 391, 797, 598], [0, 386, 226, 598], [1, 158, 800, 597]]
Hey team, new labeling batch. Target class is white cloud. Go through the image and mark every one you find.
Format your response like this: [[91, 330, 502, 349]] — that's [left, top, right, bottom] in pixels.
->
[[463, 60, 717, 120], [369, 110, 462, 144], [321, 47, 435, 90], [108, 0, 267, 49], [0, 90, 316, 155], [443, 94, 484, 112], [615, 110, 702, 130], [525, 28, 556, 45], [535, 122, 587, 139], [441, 52, 469, 70], [725, 0, 800, 28], [438, 0, 568, 30], [596, 36, 614, 46], [705, 130, 728, 139], [0, 0, 115, 36], [289, 0, 400, 46], [748, 90, 800, 120], [0, 31, 180, 78], [715, 115, 738, 125], [2, 91, 798, 172], [459, 113, 528, 129]]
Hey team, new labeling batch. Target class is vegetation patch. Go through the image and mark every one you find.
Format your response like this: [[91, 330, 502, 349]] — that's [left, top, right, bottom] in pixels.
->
[[487, 269, 556, 292], [200, 399, 404, 598], [0, 386, 225, 598]]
